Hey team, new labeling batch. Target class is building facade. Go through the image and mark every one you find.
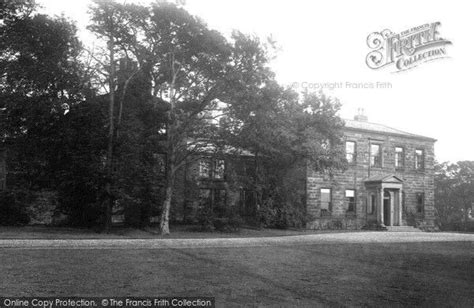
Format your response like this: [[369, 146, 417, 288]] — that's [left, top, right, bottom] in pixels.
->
[[306, 115, 436, 230], [172, 152, 256, 224]]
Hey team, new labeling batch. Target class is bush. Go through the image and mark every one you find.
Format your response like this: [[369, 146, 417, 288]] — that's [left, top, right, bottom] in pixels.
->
[[361, 219, 387, 230], [56, 182, 103, 227], [0, 190, 30, 225], [25, 190, 58, 225], [196, 205, 215, 232], [121, 194, 153, 228], [196, 205, 243, 232], [438, 220, 474, 232], [213, 213, 244, 232], [257, 198, 311, 229]]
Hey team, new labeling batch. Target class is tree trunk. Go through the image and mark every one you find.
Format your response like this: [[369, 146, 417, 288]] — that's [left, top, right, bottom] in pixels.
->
[[104, 39, 116, 232], [159, 52, 178, 235], [464, 205, 470, 231], [160, 184, 173, 235]]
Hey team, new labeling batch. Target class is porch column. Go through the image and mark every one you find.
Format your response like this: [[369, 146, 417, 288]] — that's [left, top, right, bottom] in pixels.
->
[[399, 188, 403, 226], [379, 187, 384, 226], [389, 191, 395, 226]]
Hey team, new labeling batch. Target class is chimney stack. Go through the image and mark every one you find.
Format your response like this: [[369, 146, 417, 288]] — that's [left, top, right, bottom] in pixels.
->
[[354, 108, 368, 122]]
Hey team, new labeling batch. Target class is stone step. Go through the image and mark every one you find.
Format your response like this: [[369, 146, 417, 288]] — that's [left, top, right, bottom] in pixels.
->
[[386, 226, 422, 232]]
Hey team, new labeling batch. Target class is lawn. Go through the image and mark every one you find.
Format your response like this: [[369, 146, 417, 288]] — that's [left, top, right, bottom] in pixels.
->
[[0, 225, 352, 239], [0, 241, 472, 307]]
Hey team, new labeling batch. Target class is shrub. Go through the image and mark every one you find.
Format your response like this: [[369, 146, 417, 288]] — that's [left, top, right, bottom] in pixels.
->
[[0, 190, 30, 226], [257, 198, 311, 229], [196, 205, 243, 232], [25, 190, 58, 225], [361, 220, 387, 231], [196, 205, 215, 232], [213, 211, 244, 232], [228, 213, 244, 231]]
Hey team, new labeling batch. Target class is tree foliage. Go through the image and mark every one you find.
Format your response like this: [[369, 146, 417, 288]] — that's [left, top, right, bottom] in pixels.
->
[[0, 0, 106, 226], [0, 0, 87, 187], [435, 161, 474, 230], [0, 0, 347, 231], [220, 33, 346, 228]]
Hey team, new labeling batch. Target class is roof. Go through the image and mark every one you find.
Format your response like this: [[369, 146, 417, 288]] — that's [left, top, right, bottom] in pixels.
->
[[344, 119, 436, 141], [187, 140, 254, 157], [364, 175, 403, 183]]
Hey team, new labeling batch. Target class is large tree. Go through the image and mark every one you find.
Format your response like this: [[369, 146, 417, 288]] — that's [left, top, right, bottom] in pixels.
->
[[0, 0, 114, 227], [88, 0, 156, 230], [220, 33, 346, 227], [143, 3, 233, 234], [87, 1, 346, 233], [435, 161, 474, 230], [0, 0, 87, 188]]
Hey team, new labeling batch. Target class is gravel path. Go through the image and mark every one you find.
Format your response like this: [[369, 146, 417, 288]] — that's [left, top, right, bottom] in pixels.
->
[[0, 232, 473, 249]]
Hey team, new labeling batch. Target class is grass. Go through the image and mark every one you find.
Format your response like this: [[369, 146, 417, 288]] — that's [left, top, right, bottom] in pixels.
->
[[0, 241, 472, 307], [0, 225, 356, 239]]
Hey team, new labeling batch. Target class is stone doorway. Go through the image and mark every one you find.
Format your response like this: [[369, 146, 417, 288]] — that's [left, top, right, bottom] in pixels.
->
[[365, 175, 404, 227]]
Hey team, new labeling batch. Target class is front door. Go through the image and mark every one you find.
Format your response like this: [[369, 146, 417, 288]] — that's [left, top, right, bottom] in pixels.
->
[[383, 191, 391, 226]]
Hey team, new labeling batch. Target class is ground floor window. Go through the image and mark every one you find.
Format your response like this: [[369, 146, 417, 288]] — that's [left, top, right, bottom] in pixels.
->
[[416, 192, 424, 214], [320, 188, 332, 216], [240, 189, 256, 217], [213, 189, 227, 216], [345, 189, 356, 213], [199, 188, 227, 216]]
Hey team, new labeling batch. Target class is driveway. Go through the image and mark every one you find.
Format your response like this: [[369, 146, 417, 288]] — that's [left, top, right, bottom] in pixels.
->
[[0, 231, 472, 249]]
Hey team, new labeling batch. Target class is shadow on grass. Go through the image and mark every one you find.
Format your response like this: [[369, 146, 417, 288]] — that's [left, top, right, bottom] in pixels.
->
[[0, 224, 363, 239]]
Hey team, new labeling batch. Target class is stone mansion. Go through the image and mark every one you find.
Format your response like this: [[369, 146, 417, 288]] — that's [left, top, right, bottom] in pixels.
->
[[306, 112, 436, 230], [0, 111, 436, 230], [174, 111, 436, 231]]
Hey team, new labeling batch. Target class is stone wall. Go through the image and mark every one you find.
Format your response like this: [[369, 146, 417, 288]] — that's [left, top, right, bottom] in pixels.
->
[[306, 128, 436, 230]]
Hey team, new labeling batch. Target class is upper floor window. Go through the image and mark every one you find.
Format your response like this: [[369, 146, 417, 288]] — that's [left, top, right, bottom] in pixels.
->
[[320, 188, 332, 215], [415, 149, 424, 170], [214, 159, 225, 179], [395, 147, 404, 169], [199, 158, 225, 179], [345, 189, 356, 212], [345, 141, 356, 164], [370, 144, 382, 167], [199, 159, 212, 178]]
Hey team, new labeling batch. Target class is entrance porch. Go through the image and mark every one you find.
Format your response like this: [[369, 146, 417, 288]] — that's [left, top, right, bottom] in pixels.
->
[[365, 175, 403, 227]]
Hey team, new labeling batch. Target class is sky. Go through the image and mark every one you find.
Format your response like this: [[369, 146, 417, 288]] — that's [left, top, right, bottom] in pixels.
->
[[36, 0, 473, 163]]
